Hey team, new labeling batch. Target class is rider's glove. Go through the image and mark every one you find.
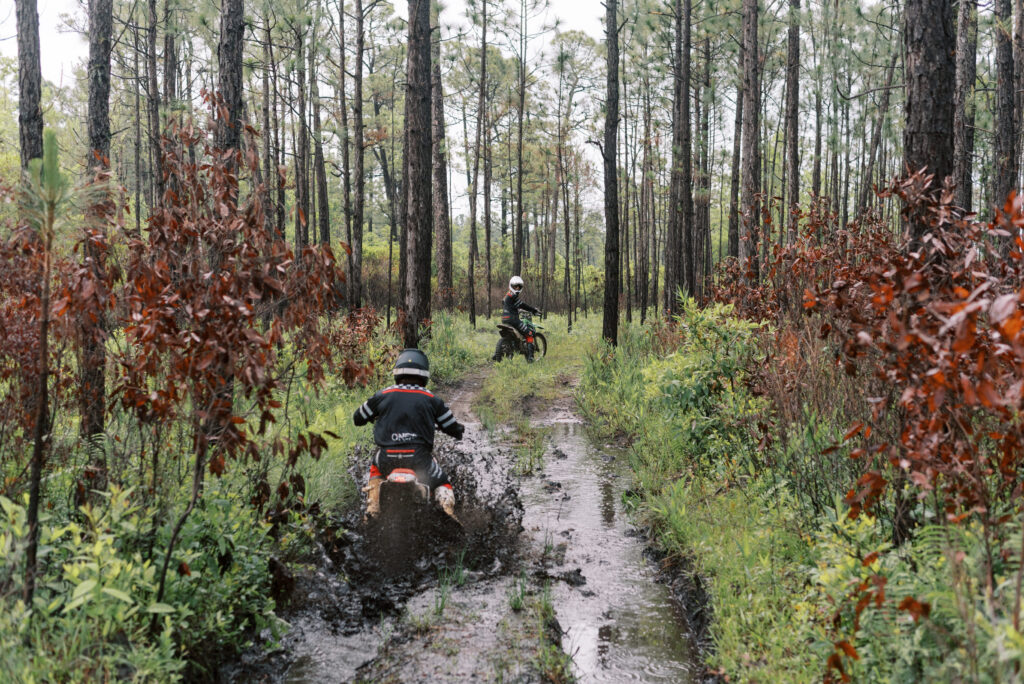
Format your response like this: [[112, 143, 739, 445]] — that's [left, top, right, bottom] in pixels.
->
[[451, 422, 465, 440]]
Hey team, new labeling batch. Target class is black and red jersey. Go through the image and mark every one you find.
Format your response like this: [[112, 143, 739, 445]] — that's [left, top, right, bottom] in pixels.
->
[[352, 383, 464, 449], [501, 290, 540, 323]]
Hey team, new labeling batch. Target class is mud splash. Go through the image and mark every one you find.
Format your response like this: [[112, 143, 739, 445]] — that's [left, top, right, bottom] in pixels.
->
[[221, 389, 524, 682], [223, 373, 700, 683]]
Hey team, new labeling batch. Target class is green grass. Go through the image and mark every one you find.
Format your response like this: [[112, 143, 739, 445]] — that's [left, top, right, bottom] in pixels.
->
[[472, 313, 599, 473]]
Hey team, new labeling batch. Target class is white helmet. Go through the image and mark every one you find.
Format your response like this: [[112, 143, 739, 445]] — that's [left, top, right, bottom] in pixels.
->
[[509, 275, 524, 292]]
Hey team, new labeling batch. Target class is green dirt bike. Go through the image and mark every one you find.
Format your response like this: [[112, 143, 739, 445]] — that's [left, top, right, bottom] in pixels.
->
[[494, 314, 547, 362]]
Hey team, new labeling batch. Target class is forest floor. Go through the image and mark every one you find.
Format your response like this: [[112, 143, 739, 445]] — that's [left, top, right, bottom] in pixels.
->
[[223, 336, 703, 683]]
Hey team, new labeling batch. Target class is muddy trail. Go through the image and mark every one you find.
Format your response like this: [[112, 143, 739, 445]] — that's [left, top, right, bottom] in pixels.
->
[[223, 371, 702, 683]]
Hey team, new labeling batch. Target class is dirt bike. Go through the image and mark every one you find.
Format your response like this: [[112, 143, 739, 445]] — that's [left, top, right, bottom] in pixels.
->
[[494, 314, 547, 362]]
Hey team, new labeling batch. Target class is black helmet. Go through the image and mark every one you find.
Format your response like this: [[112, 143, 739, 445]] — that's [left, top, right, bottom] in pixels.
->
[[393, 348, 430, 380]]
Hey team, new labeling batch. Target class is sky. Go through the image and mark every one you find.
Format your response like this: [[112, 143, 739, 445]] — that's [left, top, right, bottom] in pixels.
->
[[0, 0, 607, 85]]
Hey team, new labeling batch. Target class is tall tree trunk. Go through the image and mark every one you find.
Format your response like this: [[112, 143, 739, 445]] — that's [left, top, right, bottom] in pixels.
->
[[16, 0, 43, 167], [402, 0, 432, 347], [740, 0, 760, 279], [431, 2, 452, 310], [996, 0, 1017, 212], [80, 0, 114, 493], [147, 0, 163, 201], [514, 0, 527, 275], [217, 0, 244, 154], [602, 0, 620, 345], [338, 2, 354, 298], [727, 42, 743, 259], [860, 51, 898, 213], [463, 100, 478, 325], [163, 0, 176, 103], [295, 31, 310, 248], [352, 0, 365, 308], [311, 61, 330, 245], [784, 0, 800, 242], [954, 0, 978, 212], [904, 0, 955, 237], [679, 0, 694, 301]]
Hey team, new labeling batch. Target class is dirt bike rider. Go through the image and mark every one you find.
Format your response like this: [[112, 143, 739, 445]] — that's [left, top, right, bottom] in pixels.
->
[[353, 348, 465, 522], [497, 275, 542, 362]]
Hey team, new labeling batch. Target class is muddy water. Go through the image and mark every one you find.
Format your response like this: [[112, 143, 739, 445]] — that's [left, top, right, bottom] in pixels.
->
[[224, 373, 697, 683], [522, 417, 695, 683]]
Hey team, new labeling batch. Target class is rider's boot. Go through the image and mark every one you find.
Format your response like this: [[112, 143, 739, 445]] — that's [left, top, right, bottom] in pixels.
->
[[363, 476, 383, 522], [524, 336, 535, 363], [493, 338, 505, 362], [434, 485, 459, 523]]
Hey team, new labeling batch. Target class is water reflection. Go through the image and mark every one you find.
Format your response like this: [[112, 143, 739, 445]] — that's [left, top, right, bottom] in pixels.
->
[[521, 422, 695, 682]]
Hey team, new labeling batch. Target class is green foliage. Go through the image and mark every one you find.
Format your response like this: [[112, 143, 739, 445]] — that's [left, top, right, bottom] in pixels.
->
[[0, 489, 184, 682], [0, 483, 277, 682]]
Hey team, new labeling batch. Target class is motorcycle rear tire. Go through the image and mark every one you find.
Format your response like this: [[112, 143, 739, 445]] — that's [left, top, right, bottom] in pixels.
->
[[532, 332, 548, 358], [494, 337, 516, 361]]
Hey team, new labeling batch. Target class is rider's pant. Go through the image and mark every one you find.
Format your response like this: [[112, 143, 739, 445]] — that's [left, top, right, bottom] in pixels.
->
[[369, 446, 452, 491]]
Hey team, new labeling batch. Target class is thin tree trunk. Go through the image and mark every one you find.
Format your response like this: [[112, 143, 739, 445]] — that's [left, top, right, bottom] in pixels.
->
[[996, 0, 1016, 211], [217, 0, 244, 154], [431, 1, 451, 310], [352, 0, 365, 308], [954, 0, 978, 212], [740, 0, 760, 279], [784, 0, 800, 241], [728, 42, 743, 259], [147, 0, 163, 201], [602, 0, 620, 345], [80, 0, 114, 492]]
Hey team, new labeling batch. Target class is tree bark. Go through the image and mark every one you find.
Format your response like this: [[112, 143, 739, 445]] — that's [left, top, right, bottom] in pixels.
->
[[727, 42, 743, 259], [16, 0, 43, 167], [602, 0, 620, 345], [147, 0, 163, 201], [996, 0, 1016, 212], [953, 0, 978, 212], [784, 0, 800, 242], [402, 0, 433, 347], [432, 1, 452, 310], [80, 0, 114, 494], [217, 0, 244, 154], [740, 0, 760, 279], [295, 30, 310, 248], [904, 0, 955, 220], [352, 0, 366, 308]]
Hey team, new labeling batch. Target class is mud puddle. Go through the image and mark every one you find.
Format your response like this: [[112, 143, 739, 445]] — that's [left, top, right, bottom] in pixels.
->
[[223, 373, 697, 683], [521, 418, 695, 682], [222, 374, 523, 683]]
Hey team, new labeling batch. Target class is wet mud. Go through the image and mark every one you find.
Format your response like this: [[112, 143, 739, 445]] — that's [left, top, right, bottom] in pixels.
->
[[223, 371, 703, 683]]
